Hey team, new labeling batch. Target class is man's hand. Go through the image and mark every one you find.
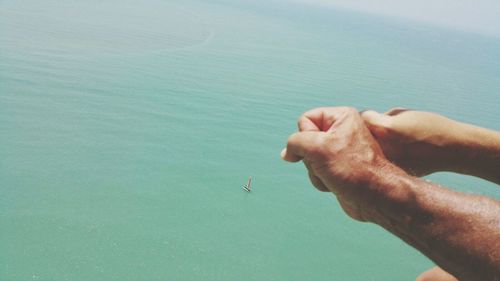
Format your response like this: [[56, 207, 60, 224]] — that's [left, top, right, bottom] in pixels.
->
[[361, 108, 500, 183], [281, 107, 402, 222], [281, 107, 500, 281], [360, 108, 460, 176]]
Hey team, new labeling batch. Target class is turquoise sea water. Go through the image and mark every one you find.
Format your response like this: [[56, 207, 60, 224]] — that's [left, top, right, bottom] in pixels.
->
[[1, 0, 499, 280]]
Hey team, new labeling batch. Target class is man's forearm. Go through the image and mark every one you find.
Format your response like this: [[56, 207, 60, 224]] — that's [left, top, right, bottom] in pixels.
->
[[448, 121, 500, 184], [369, 165, 500, 281]]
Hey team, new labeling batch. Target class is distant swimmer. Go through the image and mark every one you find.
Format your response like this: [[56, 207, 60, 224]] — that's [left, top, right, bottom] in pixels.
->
[[243, 177, 252, 192]]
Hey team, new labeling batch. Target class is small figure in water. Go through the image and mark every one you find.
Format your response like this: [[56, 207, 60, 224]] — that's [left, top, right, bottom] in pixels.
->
[[243, 177, 252, 192]]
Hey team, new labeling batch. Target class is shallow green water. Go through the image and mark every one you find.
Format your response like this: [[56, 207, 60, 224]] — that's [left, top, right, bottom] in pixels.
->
[[1, 0, 499, 280]]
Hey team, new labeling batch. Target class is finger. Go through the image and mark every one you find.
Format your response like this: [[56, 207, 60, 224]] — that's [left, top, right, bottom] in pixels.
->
[[384, 107, 412, 116], [303, 160, 329, 192], [282, 131, 324, 162], [298, 116, 320, 132], [297, 108, 324, 131], [299, 106, 360, 132], [360, 110, 390, 138], [280, 148, 302, 162], [298, 107, 339, 132], [360, 110, 381, 124], [303, 161, 330, 192], [308, 171, 329, 192]]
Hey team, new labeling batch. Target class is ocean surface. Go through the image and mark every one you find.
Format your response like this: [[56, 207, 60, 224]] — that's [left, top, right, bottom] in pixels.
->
[[1, 0, 499, 280]]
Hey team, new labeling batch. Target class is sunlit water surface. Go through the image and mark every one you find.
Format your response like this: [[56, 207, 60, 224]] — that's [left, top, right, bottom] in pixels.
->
[[1, 0, 499, 280]]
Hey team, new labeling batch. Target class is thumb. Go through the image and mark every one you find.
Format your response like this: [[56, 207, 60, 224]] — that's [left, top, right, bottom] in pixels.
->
[[281, 131, 325, 162], [360, 110, 391, 137]]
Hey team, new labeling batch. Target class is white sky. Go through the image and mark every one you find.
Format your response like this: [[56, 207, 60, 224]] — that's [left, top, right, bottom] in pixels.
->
[[290, 0, 500, 37]]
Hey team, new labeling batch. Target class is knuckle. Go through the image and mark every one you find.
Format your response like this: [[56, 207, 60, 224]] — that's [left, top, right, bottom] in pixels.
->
[[297, 114, 307, 128], [308, 135, 328, 157], [308, 172, 329, 192], [346, 106, 358, 113], [288, 131, 301, 143], [339, 106, 358, 114]]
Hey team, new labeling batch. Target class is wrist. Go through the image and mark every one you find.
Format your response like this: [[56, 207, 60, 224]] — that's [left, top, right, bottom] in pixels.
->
[[446, 122, 500, 183], [360, 160, 417, 225]]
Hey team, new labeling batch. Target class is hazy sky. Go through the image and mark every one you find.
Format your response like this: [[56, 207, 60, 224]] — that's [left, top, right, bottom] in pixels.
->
[[290, 0, 500, 37]]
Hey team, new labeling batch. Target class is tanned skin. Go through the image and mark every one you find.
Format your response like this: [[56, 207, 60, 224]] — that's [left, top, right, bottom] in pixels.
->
[[362, 108, 500, 281], [281, 107, 500, 281]]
